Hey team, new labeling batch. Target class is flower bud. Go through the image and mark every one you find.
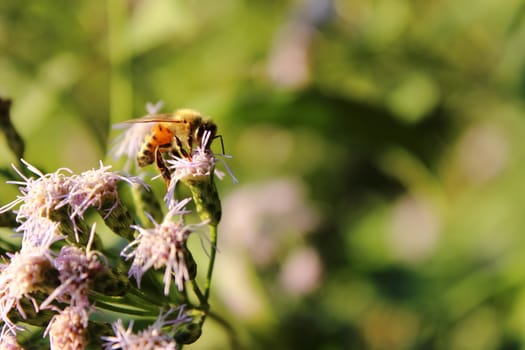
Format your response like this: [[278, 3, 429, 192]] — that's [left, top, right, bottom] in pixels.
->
[[0, 211, 16, 227], [131, 182, 163, 225], [97, 197, 135, 241], [183, 176, 222, 226], [184, 248, 197, 281], [92, 266, 131, 297], [173, 309, 205, 344]]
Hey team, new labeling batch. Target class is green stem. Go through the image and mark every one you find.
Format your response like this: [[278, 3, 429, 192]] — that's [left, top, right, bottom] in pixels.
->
[[204, 224, 218, 301], [94, 299, 158, 316], [208, 311, 241, 350], [128, 286, 167, 308], [191, 279, 208, 307], [107, 0, 132, 123], [0, 97, 25, 160]]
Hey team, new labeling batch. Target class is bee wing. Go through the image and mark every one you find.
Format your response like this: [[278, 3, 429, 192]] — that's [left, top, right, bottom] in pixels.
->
[[113, 113, 186, 129], [122, 113, 178, 124]]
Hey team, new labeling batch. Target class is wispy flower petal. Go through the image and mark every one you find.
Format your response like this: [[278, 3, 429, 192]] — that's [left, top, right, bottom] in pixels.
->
[[165, 130, 237, 209], [0, 160, 72, 220], [110, 101, 164, 171], [121, 199, 202, 294], [102, 308, 189, 350], [0, 326, 25, 349], [61, 162, 144, 225]]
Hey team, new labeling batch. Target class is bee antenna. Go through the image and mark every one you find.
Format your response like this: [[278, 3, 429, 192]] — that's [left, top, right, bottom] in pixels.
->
[[213, 134, 225, 155]]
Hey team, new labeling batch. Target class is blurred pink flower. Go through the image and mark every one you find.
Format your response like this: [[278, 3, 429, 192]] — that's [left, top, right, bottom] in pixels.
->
[[279, 246, 323, 296], [220, 178, 319, 266]]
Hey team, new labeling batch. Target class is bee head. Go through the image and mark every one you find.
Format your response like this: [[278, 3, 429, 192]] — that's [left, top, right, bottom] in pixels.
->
[[198, 120, 217, 148]]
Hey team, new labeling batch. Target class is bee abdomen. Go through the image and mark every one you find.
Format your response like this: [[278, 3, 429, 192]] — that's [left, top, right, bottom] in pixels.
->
[[137, 148, 154, 167], [136, 138, 155, 166]]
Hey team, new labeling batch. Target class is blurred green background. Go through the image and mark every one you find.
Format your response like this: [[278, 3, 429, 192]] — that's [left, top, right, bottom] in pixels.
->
[[2, 0, 525, 349]]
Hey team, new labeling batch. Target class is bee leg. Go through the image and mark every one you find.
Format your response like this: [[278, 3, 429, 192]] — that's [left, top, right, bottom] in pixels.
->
[[154, 147, 171, 187], [213, 134, 225, 154], [174, 135, 190, 158]]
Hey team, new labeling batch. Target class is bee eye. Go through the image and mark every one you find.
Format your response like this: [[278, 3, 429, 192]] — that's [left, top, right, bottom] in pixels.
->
[[196, 126, 204, 138]]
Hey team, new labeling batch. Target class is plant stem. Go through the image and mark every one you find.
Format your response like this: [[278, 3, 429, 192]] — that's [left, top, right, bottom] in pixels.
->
[[204, 224, 218, 301], [190, 279, 207, 307], [208, 311, 241, 350], [107, 0, 132, 123]]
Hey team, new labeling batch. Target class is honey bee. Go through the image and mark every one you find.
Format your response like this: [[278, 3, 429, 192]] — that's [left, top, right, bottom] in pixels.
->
[[123, 109, 218, 184]]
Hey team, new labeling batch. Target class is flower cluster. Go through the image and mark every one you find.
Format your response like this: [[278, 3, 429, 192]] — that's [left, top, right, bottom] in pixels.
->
[[0, 161, 142, 346], [0, 160, 142, 245], [0, 101, 234, 349]]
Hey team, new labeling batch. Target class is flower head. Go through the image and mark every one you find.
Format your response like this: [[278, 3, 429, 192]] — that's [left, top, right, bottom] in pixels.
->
[[164, 130, 237, 210], [121, 199, 201, 294], [62, 162, 143, 225], [102, 308, 189, 350], [0, 326, 25, 350], [18, 216, 63, 250], [0, 160, 72, 221], [166, 130, 230, 183], [41, 225, 106, 310], [0, 244, 55, 329], [45, 305, 89, 350]]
